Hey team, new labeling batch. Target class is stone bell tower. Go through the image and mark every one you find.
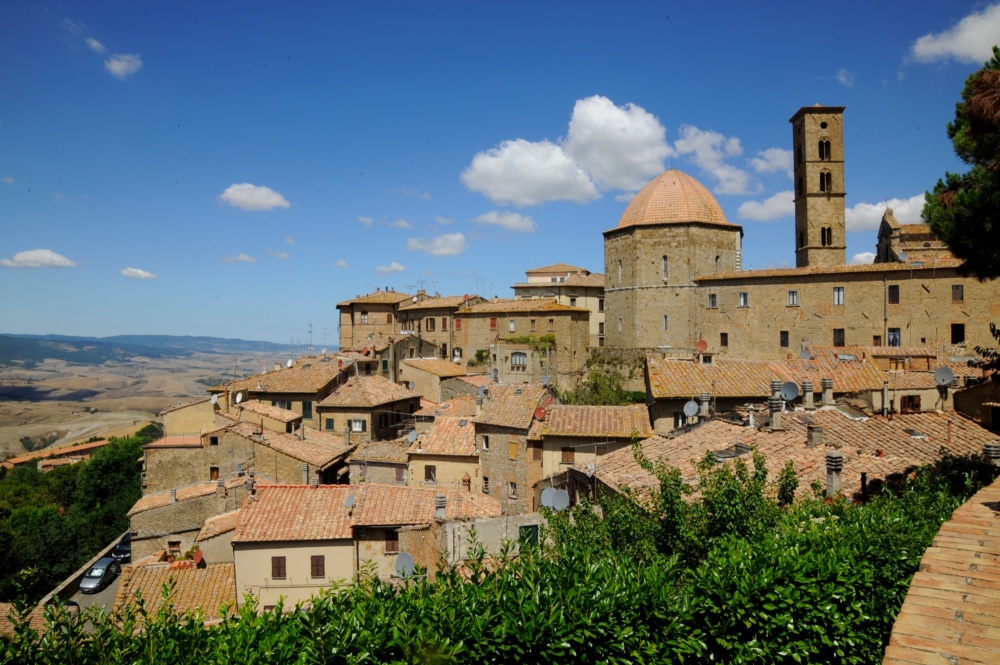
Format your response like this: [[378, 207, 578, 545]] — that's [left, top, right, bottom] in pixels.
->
[[791, 105, 846, 267]]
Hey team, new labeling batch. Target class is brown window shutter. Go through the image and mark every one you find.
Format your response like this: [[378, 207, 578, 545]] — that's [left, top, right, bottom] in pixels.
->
[[311, 555, 325, 578], [271, 556, 286, 579]]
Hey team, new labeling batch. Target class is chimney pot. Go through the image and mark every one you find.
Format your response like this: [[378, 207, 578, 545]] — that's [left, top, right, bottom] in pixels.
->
[[802, 381, 815, 410], [825, 450, 843, 498], [169, 489, 177, 503], [806, 425, 824, 448], [434, 493, 447, 520], [768, 397, 783, 430], [699, 392, 710, 418], [821, 378, 834, 405], [770, 380, 782, 399], [984, 442, 1000, 464]]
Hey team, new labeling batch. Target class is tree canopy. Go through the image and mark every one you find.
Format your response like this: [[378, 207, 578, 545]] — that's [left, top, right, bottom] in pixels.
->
[[923, 46, 1000, 280]]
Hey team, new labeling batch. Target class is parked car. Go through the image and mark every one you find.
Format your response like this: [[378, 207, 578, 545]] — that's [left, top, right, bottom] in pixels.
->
[[111, 536, 131, 563], [79, 558, 120, 594]]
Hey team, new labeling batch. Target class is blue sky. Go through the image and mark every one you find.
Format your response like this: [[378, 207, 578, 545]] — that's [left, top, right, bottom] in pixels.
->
[[1, 1, 996, 344]]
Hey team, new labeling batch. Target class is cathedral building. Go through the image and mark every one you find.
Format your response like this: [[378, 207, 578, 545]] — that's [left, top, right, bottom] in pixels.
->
[[603, 105, 999, 360]]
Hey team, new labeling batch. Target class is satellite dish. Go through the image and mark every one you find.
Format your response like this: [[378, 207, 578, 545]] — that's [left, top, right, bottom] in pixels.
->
[[534, 407, 546, 421], [210, 394, 218, 405], [683, 400, 699, 418], [286, 359, 294, 368], [541, 375, 550, 386], [408, 381, 416, 391], [934, 366, 956, 386], [395, 552, 415, 578], [540, 487, 556, 508], [321, 348, 327, 355], [477, 386, 486, 397], [407, 430, 418, 444], [543, 394, 554, 407], [345, 494, 355, 509], [585, 461, 596, 478], [695, 339, 708, 353], [780, 381, 800, 401], [235, 392, 243, 404], [551, 489, 570, 512], [492, 369, 499, 380]]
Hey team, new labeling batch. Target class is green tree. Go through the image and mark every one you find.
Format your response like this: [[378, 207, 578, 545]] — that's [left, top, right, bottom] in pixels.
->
[[557, 368, 646, 405], [923, 46, 1000, 280]]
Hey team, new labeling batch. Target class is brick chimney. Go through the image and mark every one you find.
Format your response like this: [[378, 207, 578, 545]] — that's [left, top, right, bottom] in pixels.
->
[[821, 378, 834, 406], [806, 424, 823, 448], [699, 392, 710, 419], [434, 493, 447, 520], [825, 450, 843, 497], [801, 381, 814, 410]]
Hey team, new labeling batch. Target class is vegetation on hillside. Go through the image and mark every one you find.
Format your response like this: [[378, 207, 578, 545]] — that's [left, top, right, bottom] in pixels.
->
[[4, 446, 993, 664], [558, 368, 646, 405], [0, 423, 160, 602]]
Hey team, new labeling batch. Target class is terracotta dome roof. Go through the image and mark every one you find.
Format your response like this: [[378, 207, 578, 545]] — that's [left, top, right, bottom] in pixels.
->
[[614, 169, 732, 230]]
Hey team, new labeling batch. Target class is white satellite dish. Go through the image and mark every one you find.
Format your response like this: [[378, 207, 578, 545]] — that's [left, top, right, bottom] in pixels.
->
[[286, 359, 294, 368], [780, 381, 800, 402], [541, 375, 550, 386], [551, 489, 570, 512], [407, 430, 417, 444], [321, 348, 327, 355], [395, 552, 415, 578], [682, 400, 699, 418], [540, 487, 556, 508], [934, 366, 956, 386], [477, 386, 486, 397], [235, 392, 243, 404], [210, 394, 218, 405], [408, 381, 416, 391], [345, 494, 355, 509]]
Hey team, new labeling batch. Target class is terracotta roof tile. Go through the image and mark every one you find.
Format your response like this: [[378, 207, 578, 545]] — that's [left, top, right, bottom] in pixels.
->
[[2, 439, 111, 465], [525, 263, 591, 274], [0, 603, 48, 638], [215, 358, 343, 394], [337, 290, 414, 307], [410, 417, 477, 456], [144, 435, 202, 449], [352, 484, 500, 526], [884, 477, 1000, 664], [453, 375, 494, 388], [458, 298, 588, 314], [197, 510, 239, 541], [512, 272, 606, 289], [612, 169, 734, 232], [230, 400, 301, 423], [347, 438, 410, 464], [113, 563, 236, 623], [160, 397, 212, 415], [542, 405, 653, 439], [128, 482, 219, 516], [398, 294, 483, 311], [402, 358, 467, 378], [225, 421, 352, 469], [319, 375, 415, 408], [476, 383, 549, 430], [415, 395, 478, 418], [696, 258, 963, 281], [233, 486, 354, 542]]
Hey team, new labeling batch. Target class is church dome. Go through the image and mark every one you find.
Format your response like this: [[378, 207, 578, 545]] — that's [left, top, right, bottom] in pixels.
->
[[615, 168, 732, 230]]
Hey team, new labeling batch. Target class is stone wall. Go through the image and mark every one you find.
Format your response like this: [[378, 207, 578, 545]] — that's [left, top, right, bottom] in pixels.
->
[[143, 432, 253, 495], [475, 424, 536, 514], [350, 460, 407, 485], [131, 484, 247, 560], [407, 454, 478, 492]]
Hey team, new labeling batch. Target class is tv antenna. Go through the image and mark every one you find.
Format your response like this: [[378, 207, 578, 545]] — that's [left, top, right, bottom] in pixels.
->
[[307, 323, 313, 356]]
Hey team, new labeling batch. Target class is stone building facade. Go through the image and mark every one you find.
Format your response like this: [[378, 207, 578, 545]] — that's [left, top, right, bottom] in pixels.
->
[[337, 289, 420, 350], [511, 264, 606, 347], [397, 294, 485, 362], [791, 105, 846, 268]]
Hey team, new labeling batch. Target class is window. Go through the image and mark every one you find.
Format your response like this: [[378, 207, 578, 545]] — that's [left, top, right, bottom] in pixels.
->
[[617, 317, 623, 333], [455, 319, 462, 331], [797, 176, 803, 196], [482, 435, 489, 451], [310, 555, 325, 578], [490, 317, 498, 330], [900, 395, 922, 414], [819, 171, 832, 192], [271, 556, 287, 579], [532, 443, 542, 462], [888, 285, 900, 305], [382, 358, 389, 371], [462, 476, 471, 491], [508, 440, 519, 460], [360, 311, 368, 324], [833, 328, 845, 347], [210, 466, 219, 481], [483, 476, 490, 493], [378, 413, 388, 428], [661, 255, 669, 280], [780, 331, 789, 348], [425, 317, 435, 332], [819, 139, 831, 160], [561, 447, 575, 464], [569, 297, 577, 307], [888, 328, 901, 347], [519, 525, 539, 547], [873, 335, 882, 346], [385, 529, 399, 554], [738, 292, 749, 308], [798, 230, 805, 249], [548, 318, 555, 332], [720, 332, 729, 347], [440, 343, 447, 360], [424, 465, 437, 484], [508, 481, 517, 499], [529, 318, 536, 332], [325, 418, 334, 430], [209, 436, 218, 446], [796, 144, 803, 164], [952, 323, 966, 344], [387, 313, 393, 324], [598, 322, 605, 335], [273, 399, 292, 410], [821, 226, 832, 246], [511, 352, 527, 369], [395, 467, 405, 484], [662, 314, 669, 332], [952, 285, 964, 302], [508, 319, 516, 332], [833, 287, 844, 305], [550, 277, 558, 283], [350, 419, 366, 432], [787, 290, 798, 306], [708, 293, 718, 308], [617, 259, 622, 285], [598, 298, 604, 312], [302, 400, 312, 419], [442, 317, 448, 331]]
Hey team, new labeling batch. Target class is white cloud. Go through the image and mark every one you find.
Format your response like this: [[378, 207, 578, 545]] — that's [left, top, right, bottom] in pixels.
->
[[389, 188, 431, 202], [390, 218, 414, 229], [737, 191, 794, 221], [472, 210, 536, 233], [1, 177, 13, 185], [219, 183, 290, 211], [120, 267, 156, 280], [835, 68, 855, 87], [1, 249, 77, 268], [104, 53, 143, 80], [224, 253, 257, 264], [850, 252, 876, 265], [461, 138, 598, 207], [563, 95, 672, 191], [284, 236, 296, 245], [434, 215, 454, 225], [911, 3, 1000, 64], [749, 148, 793, 178], [267, 249, 290, 260], [332, 259, 349, 268], [673, 125, 756, 195], [358, 216, 374, 226], [845, 194, 925, 232], [85, 38, 107, 53], [375, 261, 406, 274], [614, 192, 636, 202], [407, 233, 468, 256]]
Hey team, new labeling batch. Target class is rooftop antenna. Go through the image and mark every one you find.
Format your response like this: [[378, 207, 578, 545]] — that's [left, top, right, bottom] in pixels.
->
[[780, 381, 800, 407], [307, 322, 314, 356], [287, 358, 294, 368], [682, 399, 699, 419], [395, 552, 415, 579], [934, 366, 955, 386]]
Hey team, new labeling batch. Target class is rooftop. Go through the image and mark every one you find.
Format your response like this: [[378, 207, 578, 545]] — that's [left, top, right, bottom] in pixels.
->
[[225, 421, 352, 469], [476, 383, 549, 431], [512, 272, 606, 289], [113, 563, 237, 623], [458, 298, 588, 314], [347, 437, 410, 464], [415, 395, 479, 418], [233, 485, 354, 542], [398, 294, 482, 311], [319, 375, 416, 408], [696, 257, 963, 281], [410, 416, 477, 456], [196, 510, 240, 541], [352, 484, 501, 526], [2, 438, 110, 465], [541, 405, 653, 439], [214, 358, 344, 395], [525, 263, 591, 274], [229, 399, 301, 423], [144, 435, 203, 449], [611, 169, 735, 232], [401, 358, 467, 378], [337, 289, 414, 307]]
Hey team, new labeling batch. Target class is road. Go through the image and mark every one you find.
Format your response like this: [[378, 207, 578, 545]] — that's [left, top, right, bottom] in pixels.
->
[[69, 571, 121, 630]]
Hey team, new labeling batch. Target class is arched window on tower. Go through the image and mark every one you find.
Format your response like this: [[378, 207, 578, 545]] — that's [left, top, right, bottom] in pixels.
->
[[661, 255, 669, 280], [617, 259, 622, 286], [821, 226, 832, 247], [818, 139, 831, 160], [819, 171, 832, 192]]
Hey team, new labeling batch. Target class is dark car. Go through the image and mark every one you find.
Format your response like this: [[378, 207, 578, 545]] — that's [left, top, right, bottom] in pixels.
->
[[79, 557, 120, 594], [111, 536, 131, 563]]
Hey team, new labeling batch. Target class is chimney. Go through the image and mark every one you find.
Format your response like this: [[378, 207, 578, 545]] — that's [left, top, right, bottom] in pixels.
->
[[434, 493, 447, 520], [801, 381, 814, 410], [300, 423, 306, 440], [825, 450, 843, 498], [170, 489, 177, 504], [275, 362, 281, 371], [882, 381, 889, 417], [476, 396, 483, 417], [768, 397, 783, 430], [770, 379, 782, 400], [344, 425, 351, 448], [821, 378, 834, 406], [311, 476, 320, 487], [302, 463, 309, 485], [984, 442, 1000, 466], [216, 478, 226, 497], [699, 392, 710, 419], [248, 477, 256, 496], [806, 424, 823, 448]]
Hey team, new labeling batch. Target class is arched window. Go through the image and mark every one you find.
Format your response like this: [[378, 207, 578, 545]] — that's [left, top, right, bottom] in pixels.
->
[[819, 171, 832, 192], [661, 255, 669, 280], [510, 352, 527, 369], [617, 259, 622, 285], [818, 139, 831, 160], [617, 317, 623, 334], [821, 226, 833, 247]]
